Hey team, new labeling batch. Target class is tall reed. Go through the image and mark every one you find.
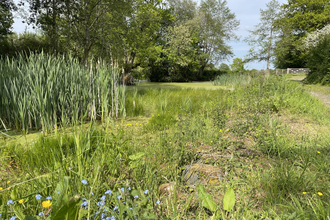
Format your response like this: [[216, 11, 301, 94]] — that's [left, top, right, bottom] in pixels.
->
[[0, 52, 125, 134], [213, 73, 251, 86]]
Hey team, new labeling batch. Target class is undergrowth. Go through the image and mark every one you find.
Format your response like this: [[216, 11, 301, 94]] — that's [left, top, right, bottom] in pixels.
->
[[1, 75, 330, 219]]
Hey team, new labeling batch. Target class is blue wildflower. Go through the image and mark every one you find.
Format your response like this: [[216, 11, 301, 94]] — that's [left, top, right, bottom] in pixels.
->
[[9, 216, 17, 220], [81, 201, 89, 209], [97, 201, 105, 207], [100, 195, 106, 201], [129, 207, 133, 210], [120, 188, 124, 192], [113, 206, 118, 211], [117, 195, 121, 200], [35, 194, 42, 200], [144, 190, 148, 195], [128, 187, 131, 191], [156, 200, 161, 205], [81, 180, 88, 185], [134, 195, 138, 199], [105, 190, 112, 195], [7, 200, 14, 205], [101, 213, 106, 219], [38, 212, 44, 217], [45, 196, 52, 200], [90, 192, 94, 196]]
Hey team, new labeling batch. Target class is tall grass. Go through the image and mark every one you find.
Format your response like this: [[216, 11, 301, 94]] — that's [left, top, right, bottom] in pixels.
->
[[0, 53, 125, 134], [213, 73, 251, 86]]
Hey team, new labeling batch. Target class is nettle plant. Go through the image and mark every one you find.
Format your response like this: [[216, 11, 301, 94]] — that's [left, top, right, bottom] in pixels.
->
[[1, 177, 160, 220]]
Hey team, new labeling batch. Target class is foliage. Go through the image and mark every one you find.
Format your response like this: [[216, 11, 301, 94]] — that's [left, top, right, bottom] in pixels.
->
[[273, 0, 330, 68], [2, 74, 330, 218], [304, 24, 330, 49], [0, 31, 50, 57], [219, 63, 230, 73], [213, 74, 250, 86], [0, 0, 15, 39], [197, 0, 240, 75], [244, 0, 281, 70], [196, 185, 217, 212], [230, 58, 246, 74], [0, 53, 125, 133], [305, 36, 330, 85], [222, 187, 235, 212]]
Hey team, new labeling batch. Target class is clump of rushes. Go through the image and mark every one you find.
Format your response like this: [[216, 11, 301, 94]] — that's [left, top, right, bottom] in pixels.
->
[[0, 52, 125, 134]]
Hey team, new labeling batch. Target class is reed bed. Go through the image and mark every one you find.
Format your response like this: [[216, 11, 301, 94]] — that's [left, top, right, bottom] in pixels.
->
[[0, 53, 125, 134], [213, 73, 251, 86]]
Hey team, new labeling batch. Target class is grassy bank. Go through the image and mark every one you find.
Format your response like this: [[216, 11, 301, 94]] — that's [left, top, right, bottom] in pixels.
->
[[1, 74, 330, 219]]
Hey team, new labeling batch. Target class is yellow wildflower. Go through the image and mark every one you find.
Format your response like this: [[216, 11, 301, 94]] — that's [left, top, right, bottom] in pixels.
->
[[318, 192, 323, 196], [219, 129, 222, 132], [302, 192, 306, 195], [18, 199, 24, 204], [0, 187, 2, 190], [317, 151, 320, 154], [42, 200, 52, 208], [210, 141, 213, 143], [7, 181, 10, 184], [7, 187, 11, 190]]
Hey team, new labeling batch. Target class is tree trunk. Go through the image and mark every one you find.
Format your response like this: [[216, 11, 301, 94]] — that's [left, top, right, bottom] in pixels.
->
[[267, 27, 273, 70], [199, 65, 205, 76]]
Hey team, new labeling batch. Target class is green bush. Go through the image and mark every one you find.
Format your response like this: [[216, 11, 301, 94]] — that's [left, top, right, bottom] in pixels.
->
[[305, 36, 330, 85]]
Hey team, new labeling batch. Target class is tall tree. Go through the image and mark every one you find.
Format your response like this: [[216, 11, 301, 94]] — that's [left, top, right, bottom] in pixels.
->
[[198, 0, 240, 76], [273, 0, 330, 68], [0, 0, 16, 39], [244, 0, 281, 70], [230, 58, 246, 74]]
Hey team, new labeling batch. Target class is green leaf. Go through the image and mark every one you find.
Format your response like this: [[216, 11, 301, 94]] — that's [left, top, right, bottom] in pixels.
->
[[10, 187, 18, 200], [52, 176, 70, 212], [129, 152, 145, 160], [25, 216, 40, 220], [223, 187, 235, 212], [196, 184, 217, 212], [13, 206, 25, 220], [51, 197, 80, 220]]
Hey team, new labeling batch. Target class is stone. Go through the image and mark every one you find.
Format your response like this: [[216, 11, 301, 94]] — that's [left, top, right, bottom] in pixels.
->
[[158, 182, 174, 196], [183, 164, 223, 186]]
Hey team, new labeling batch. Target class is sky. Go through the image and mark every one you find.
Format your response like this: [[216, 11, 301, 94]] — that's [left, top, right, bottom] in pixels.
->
[[12, 0, 288, 70]]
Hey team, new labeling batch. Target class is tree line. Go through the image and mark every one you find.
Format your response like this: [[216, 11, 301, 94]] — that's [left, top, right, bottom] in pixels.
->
[[1, 0, 330, 82]]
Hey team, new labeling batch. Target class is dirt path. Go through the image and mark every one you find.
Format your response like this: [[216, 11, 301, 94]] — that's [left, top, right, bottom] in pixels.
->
[[288, 75, 330, 107], [310, 90, 330, 107]]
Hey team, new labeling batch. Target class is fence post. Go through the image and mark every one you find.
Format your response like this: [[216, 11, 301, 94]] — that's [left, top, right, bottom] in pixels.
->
[[287, 68, 289, 74]]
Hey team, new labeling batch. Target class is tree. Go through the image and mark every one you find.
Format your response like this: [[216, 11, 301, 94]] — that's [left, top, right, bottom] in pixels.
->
[[273, 0, 330, 68], [230, 58, 246, 74], [0, 0, 16, 39], [244, 0, 281, 70], [197, 0, 240, 76], [219, 63, 230, 73]]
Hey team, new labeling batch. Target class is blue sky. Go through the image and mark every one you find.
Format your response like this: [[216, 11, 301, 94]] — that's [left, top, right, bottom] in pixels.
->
[[12, 0, 288, 70]]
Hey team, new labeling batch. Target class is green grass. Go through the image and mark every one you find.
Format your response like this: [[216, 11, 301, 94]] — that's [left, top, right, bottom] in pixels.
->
[[131, 82, 226, 90], [1, 74, 330, 219], [213, 73, 251, 86]]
